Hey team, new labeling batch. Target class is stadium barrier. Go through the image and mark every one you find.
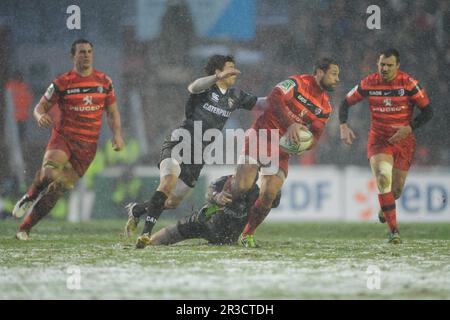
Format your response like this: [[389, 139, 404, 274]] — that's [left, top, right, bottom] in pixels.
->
[[67, 165, 449, 222]]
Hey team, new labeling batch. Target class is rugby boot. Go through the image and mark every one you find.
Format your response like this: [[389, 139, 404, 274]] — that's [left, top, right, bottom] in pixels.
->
[[136, 233, 151, 249], [124, 203, 140, 237]]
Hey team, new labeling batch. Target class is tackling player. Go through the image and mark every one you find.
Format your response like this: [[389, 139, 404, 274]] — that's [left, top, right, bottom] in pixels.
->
[[339, 49, 433, 244], [145, 174, 281, 247], [12, 39, 125, 240], [124, 55, 263, 249], [229, 58, 340, 247]]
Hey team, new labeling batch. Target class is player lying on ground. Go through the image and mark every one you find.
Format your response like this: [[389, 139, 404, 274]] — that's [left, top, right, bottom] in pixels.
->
[[145, 174, 281, 247], [12, 39, 124, 240], [124, 55, 266, 249], [339, 48, 433, 244], [230, 58, 340, 248]]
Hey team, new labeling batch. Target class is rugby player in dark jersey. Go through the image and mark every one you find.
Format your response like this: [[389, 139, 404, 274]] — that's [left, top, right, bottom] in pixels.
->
[[124, 55, 264, 248], [145, 174, 281, 247]]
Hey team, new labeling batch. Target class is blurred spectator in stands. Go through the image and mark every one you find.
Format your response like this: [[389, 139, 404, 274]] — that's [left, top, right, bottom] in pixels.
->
[[4, 70, 33, 143]]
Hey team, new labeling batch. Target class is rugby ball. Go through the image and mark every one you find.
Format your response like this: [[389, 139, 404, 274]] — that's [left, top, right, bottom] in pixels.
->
[[279, 129, 313, 154]]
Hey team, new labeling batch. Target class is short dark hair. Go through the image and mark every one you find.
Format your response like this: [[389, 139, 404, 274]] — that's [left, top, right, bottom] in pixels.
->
[[204, 55, 235, 75], [380, 48, 400, 64], [313, 57, 338, 75], [71, 39, 93, 56]]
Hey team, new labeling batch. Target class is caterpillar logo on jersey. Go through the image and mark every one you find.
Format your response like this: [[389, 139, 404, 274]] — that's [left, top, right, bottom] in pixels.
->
[[211, 92, 220, 103]]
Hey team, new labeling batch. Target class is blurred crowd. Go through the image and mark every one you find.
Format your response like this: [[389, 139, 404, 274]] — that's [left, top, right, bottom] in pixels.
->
[[1, 0, 449, 193]]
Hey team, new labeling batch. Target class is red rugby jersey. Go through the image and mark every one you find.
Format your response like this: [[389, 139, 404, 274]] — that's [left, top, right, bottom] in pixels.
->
[[256, 74, 332, 140], [43, 69, 116, 143], [345, 71, 430, 139]]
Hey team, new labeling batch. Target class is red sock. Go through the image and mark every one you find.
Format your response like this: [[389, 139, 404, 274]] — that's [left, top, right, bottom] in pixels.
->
[[242, 199, 271, 236], [378, 192, 398, 233], [19, 190, 62, 232]]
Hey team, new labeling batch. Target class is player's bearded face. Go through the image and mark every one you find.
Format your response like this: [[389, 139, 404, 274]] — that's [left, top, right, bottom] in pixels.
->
[[319, 64, 340, 92], [378, 55, 399, 81], [73, 43, 93, 71]]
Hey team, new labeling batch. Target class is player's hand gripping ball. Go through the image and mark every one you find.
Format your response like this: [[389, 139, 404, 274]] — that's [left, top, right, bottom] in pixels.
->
[[279, 128, 313, 154]]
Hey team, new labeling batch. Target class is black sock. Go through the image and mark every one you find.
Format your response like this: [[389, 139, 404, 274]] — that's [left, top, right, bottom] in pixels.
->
[[133, 191, 167, 218], [137, 191, 168, 235], [142, 215, 158, 235]]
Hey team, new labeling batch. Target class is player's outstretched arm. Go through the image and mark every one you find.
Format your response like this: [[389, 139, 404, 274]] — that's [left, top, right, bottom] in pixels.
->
[[33, 97, 54, 128], [106, 103, 124, 151], [187, 68, 241, 94], [339, 100, 356, 145], [253, 97, 268, 110]]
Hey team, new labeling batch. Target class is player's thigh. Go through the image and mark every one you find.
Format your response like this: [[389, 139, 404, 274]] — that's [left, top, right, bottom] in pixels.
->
[[392, 168, 409, 199], [165, 179, 193, 209], [42, 149, 70, 182], [259, 174, 284, 207], [232, 163, 259, 195]]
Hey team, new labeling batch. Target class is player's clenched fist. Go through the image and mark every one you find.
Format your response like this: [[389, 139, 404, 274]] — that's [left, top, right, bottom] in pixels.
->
[[112, 134, 125, 151], [216, 68, 241, 80], [213, 191, 233, 206]]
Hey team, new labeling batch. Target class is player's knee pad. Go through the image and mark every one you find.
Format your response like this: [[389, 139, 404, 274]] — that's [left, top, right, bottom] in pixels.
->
[[374, 161, 393, 193], [42, 160, 64, 181], [43, 160, 64, 171], [159, 158, 181, 178]]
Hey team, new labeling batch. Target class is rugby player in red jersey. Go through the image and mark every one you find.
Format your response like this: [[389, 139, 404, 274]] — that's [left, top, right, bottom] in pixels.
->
[[339, 49, 433, 244], [229, 58, 340, 247], [12, 39, 125, 240]]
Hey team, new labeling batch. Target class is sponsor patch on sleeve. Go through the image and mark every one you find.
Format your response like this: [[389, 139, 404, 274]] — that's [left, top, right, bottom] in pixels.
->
[[276, 79, 296, 94], [346, 85, 359, 98], [44, 83, 55, 100]]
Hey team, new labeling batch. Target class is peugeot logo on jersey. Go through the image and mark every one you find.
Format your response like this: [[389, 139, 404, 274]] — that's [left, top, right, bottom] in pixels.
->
[[383, 98, 392, 106], [83, 96, 93, 105]]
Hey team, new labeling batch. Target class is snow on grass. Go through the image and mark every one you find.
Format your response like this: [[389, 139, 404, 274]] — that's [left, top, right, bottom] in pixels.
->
[[0, 221, 449, 299]]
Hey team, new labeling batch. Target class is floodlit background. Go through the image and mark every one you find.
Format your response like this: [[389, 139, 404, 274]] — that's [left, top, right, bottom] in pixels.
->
[[0, 0, 449, 222]]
